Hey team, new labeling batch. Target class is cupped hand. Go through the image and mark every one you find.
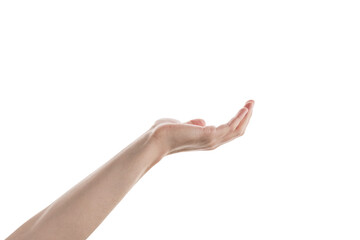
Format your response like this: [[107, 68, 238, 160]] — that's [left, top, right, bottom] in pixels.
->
[[150, 100, 255, 155]]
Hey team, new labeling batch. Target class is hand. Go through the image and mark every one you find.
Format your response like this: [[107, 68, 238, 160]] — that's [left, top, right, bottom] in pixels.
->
[[149, 100, 255, 155]]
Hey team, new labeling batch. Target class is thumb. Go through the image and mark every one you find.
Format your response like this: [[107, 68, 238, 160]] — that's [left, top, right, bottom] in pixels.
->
[[184, 118, 206, 127]]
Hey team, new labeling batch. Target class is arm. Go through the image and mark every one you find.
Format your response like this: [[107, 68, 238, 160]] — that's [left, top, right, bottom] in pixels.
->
[[6, 100, 255, 240], [7, 131, 165, 240]]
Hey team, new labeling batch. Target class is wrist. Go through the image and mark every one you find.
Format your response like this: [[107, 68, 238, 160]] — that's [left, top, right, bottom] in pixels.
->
[[147, 129, 169, 159], [111, 130, 167, 174]]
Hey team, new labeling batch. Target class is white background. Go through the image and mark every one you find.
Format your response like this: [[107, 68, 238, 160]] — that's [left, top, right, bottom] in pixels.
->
[[1, 0, 359, 239]]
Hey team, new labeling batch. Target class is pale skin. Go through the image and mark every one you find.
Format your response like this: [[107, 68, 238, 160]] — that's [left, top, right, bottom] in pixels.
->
[[6, 100, 255, 240]]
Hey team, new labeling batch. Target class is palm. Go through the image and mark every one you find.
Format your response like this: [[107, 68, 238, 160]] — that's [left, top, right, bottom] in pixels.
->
[[150, 100, 255, 155]]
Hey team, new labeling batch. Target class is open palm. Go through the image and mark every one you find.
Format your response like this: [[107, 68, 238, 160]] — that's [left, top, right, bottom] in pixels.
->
[[150, 100, 255, 155]]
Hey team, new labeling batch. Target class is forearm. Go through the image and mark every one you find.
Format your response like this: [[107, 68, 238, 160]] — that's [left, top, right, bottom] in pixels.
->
[[7, 130, 165, 240], [6, 100, 255, 239]]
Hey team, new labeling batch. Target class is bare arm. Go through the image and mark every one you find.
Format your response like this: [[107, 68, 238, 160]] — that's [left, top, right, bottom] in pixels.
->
[[7, 131, 165, 240], [6, 100, 255, 240]]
